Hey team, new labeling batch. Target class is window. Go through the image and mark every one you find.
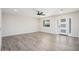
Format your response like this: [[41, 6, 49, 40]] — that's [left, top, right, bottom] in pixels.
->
[[43, 20, 50, 27], [61, 19, 66, 22], [60, 24, 66, 27]]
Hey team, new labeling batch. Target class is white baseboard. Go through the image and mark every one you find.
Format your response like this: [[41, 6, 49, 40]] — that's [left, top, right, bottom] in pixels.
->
[[40, 31, 79, 38], [2, 31, 79, 38], [2, 31, 39, 37]]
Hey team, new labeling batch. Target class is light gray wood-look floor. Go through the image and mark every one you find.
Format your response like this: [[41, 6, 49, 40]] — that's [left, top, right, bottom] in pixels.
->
[[1, 32, 79, 51]]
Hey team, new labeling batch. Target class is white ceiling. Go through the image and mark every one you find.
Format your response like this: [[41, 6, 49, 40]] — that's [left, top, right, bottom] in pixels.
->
[[2, 8, 79, 18]]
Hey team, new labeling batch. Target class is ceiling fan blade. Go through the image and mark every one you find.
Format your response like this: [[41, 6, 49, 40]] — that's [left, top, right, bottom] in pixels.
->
[[37, 11, 40, 15], [36, 11, 45, 16]]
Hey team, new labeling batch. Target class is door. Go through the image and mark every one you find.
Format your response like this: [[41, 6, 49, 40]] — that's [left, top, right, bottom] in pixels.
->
[[58, 18, 69, 35]]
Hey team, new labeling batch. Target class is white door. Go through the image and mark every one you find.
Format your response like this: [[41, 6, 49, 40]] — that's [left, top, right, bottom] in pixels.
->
[[58, 18, 69, 35]]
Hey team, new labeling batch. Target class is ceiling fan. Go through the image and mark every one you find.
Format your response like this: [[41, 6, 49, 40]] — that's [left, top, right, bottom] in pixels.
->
[[36, 11, 45, 16]]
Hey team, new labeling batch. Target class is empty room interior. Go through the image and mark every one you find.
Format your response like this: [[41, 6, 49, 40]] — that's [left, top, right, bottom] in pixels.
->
[[0, 8, 79, 51]]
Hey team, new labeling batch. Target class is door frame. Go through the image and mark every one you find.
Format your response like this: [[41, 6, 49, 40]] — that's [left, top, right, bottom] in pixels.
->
[[57, 18, 69, 35]]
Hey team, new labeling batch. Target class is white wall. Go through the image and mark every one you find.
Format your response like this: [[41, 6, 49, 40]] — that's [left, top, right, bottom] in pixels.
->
[[2, 10, 79, 38], [40, 12, 79, 37], [2, 15, 39, 37], [40, 17, 57, 34], [78, 12, 79, 37], [0, 9, 1, 50]]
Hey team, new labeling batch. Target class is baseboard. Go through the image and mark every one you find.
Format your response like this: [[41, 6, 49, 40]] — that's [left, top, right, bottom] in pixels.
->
[[40, 31, 79, 38], [2, 31, 79, 38], [2, 31, 39, 37]]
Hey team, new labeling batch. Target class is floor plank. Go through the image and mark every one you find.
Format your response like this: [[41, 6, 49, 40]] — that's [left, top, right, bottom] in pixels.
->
[[1, 32, 79, 51]]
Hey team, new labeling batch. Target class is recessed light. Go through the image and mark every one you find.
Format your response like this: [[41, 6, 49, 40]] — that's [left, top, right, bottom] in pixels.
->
[[14, 9, 18, 12], [60, 9, 63, 11], [59, 9, 63, 13]]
